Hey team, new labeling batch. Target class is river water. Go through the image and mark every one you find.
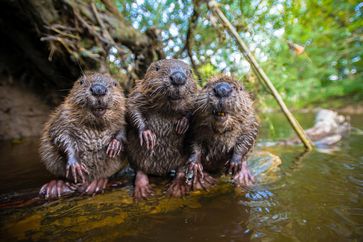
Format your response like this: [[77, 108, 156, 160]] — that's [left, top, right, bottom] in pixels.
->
[[0, 112, 362, 241]]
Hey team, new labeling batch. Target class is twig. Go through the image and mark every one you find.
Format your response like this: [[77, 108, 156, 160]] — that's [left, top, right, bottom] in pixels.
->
[[46, 25, 80, 40], [73, 9, 109, 44], [184, 0, 203, 83], [101, 0, 126, 22], [91, 3, 127, 56], [40, 36, 75, 55], [49, 24, 78, 31], [207, 0, 313, 151]]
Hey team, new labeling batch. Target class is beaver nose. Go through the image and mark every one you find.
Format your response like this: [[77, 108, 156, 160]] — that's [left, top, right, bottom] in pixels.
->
[[90, 84, 107, 96], [170, 71, 187, 86], [214, 82, 232, 98]]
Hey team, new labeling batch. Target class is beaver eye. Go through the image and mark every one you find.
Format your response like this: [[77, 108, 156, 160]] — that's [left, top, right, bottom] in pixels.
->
[[187, 69, 192, 76], [155, 65, 160, 71], [113, 81, 117, 87], [79, 79, 84, 85]]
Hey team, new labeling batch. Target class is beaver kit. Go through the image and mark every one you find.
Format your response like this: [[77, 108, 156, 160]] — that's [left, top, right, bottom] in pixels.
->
[[127, 59, 197, 199], [39, 73, 127, 199], [186, 74, 259, 189], [38, 62, 258, 201]]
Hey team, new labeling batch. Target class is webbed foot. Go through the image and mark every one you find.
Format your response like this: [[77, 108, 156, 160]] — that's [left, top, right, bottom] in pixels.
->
[[39, 180, 75, 199], [233, 162, 255, 187], [80, 178, 108, 195], [185, 160, 216, 191], [167, 172, 189, 197], [134, 171, 153, 201], [190, 172, 216, 191]]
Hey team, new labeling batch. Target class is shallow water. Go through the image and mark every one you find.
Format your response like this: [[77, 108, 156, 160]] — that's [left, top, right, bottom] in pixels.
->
[[0, 111, 362, 241]]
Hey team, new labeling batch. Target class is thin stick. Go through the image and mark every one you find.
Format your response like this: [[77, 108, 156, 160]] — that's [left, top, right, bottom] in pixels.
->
[[91, 3, 126, 55], [208, 0, 313, 151]]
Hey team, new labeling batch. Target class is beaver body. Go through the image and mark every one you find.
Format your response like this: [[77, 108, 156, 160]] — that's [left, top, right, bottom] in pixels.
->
[[127, 112, 187, 175], [187, 75, 258, 188], [39, 73, 126, 198], [127, 59, 197, 199]]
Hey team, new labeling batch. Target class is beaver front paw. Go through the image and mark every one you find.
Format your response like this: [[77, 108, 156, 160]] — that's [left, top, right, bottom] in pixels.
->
[[226, 159, 242, 176], [139, 129, 156, 151], [39, 180, 75, 199], [66, 161, 89, 184], [175, 116, 189, 134], [185, 160, 204, 186], [106, 138, 123, 158]]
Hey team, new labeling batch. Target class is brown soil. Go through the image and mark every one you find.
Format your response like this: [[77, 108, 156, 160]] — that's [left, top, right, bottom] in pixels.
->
[[0, 83, 49, 140]]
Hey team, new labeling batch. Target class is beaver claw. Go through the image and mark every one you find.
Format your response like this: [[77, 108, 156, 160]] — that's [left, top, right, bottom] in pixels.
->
[[190, 172, 216, 191], [134, 171, 153, 200], [225, 160, 242, 176], [185, 161, 204, 186], [175, 116, 189, 135], [39, 180, 75, 199], [139, 129, 156, 151], [167, 175, 190, 197], [233, 162, 255, 187], [134, 183, 153, 201], [80, 178, 108, 195], [66, 161, 89, 184], [106, 138, 122, 158]]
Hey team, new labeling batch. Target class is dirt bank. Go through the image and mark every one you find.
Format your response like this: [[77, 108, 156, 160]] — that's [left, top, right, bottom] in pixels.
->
[[0, 83, 49, 140]]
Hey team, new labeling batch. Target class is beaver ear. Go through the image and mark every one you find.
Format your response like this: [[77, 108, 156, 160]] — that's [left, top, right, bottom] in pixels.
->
[[204, 82, 211, 89], [238, 83, 245, 91], [146, 62, 159, 73], [155, 64, 160, 71]]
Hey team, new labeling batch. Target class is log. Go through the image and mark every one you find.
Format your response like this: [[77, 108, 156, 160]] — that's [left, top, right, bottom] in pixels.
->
[[0, 151, 281, 209], [0, 151, 281, 241], [285, 109, 351, 147]]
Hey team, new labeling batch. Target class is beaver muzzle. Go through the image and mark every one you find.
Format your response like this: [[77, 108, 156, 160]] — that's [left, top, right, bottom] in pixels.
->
[[213, 109, 228, 122], [92, 107, 107, 117]]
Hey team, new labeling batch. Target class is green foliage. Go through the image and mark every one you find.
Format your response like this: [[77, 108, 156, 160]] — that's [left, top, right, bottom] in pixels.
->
[[197, 63, 218, 86], [116, 0, 362, 108]]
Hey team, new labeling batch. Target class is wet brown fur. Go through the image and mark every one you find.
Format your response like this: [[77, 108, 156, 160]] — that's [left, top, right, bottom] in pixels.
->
[[127, 59, 197, 175], [40, 73, 126, 181], [190, 74, 258, 173]]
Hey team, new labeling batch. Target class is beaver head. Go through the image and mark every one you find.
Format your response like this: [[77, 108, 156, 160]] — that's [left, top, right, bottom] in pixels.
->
[[67, 73, 125, 124], [195, 75, 253, 132], [142, 59, 196, 113]]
